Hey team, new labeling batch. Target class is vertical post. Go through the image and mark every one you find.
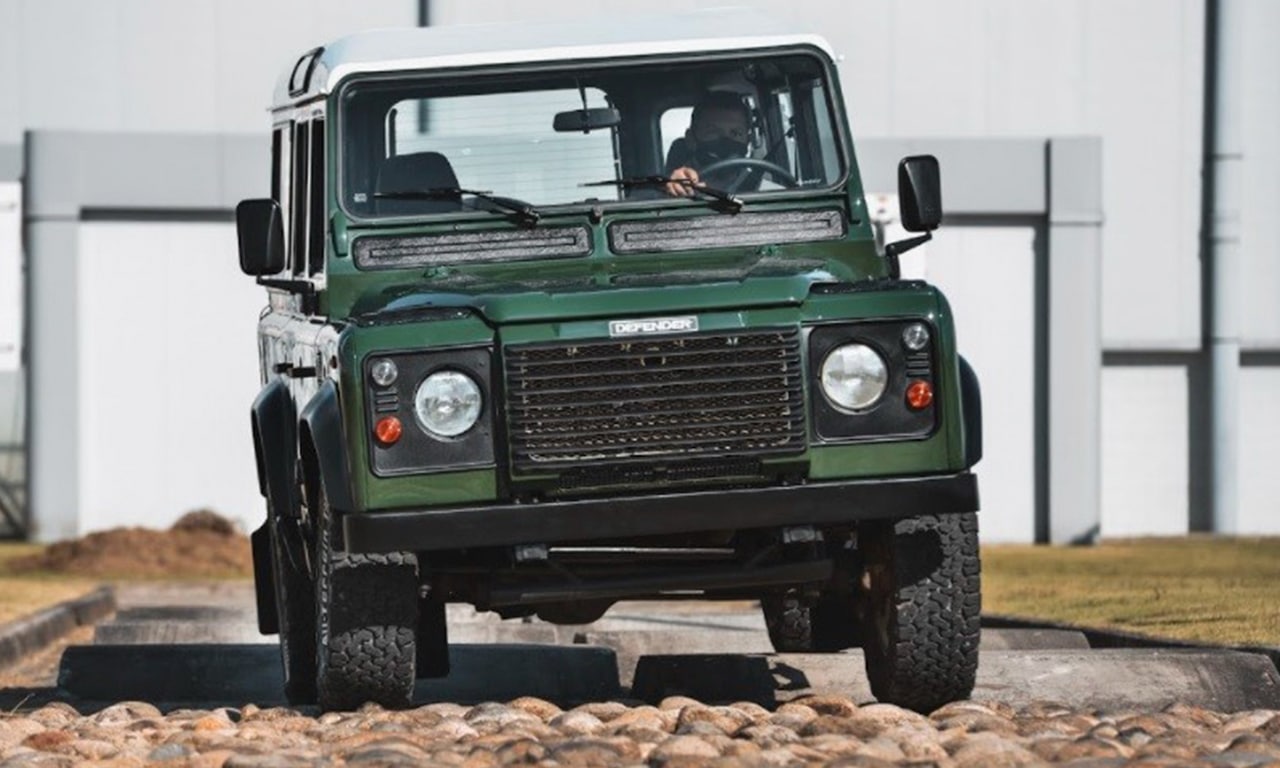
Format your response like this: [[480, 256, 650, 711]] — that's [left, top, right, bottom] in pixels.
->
[[1046, 138, 1104, 544], [23, 131, 83, 542], [417, 0, 431, 134], [1207, 0, 1242, 534]]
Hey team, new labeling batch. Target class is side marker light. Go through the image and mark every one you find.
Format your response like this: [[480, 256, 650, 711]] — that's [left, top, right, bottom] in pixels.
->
[[906, 380, 934, 410], [375, 416, 403, 445]]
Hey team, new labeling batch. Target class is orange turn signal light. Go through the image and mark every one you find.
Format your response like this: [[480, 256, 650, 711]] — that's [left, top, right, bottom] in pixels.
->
[[906, 380, 934, 410], [374, 416, 403, 445]]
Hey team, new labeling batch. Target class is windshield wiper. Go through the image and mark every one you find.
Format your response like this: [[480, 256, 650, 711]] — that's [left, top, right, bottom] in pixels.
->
[[373, 187, 541, 226], [581, 176, 743, 213]]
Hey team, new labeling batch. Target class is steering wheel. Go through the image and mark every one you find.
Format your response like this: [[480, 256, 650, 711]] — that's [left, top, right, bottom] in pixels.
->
[[698, 157, 799, 193]]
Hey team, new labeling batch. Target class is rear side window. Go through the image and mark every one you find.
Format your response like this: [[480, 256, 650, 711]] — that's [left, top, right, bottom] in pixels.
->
[[308, 120, 326, 275]]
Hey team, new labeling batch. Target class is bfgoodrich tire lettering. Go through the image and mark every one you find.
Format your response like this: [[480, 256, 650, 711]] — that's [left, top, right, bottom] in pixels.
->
[[314, 480, 418, 712], [861, 512, 981, 713]]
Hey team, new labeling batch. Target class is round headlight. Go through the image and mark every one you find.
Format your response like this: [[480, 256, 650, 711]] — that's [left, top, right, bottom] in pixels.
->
[[820, 344, 889, 412], [902, 323, 931, 352], [413, 370, 482, 438], [370, 358, 398, 387]]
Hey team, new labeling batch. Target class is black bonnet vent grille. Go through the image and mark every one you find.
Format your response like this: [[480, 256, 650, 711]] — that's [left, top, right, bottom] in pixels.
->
[[608, 209, 845, 254], [353, 226, 591, 270]]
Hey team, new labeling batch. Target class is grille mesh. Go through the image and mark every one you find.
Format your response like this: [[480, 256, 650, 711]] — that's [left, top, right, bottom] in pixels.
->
[[504, 328, 805, 471]]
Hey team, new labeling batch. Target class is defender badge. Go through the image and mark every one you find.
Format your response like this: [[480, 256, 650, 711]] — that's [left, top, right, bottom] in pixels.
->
[[608, 316, 699, 338]]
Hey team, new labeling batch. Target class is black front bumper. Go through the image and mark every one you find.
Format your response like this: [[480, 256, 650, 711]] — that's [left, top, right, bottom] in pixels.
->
[[343, 473, 978, 554]]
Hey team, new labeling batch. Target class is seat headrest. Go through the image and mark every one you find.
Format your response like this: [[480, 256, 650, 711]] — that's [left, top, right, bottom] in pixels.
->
[[375, 151, 461, 215]]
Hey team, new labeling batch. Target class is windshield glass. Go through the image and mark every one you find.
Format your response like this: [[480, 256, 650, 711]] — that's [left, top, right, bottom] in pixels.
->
[[340, 52, 845, 219]]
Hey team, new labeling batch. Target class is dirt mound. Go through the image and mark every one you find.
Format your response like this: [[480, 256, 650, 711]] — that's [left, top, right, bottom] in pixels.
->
[[5, 511, 253, 579], [170, 509, 240, 537]]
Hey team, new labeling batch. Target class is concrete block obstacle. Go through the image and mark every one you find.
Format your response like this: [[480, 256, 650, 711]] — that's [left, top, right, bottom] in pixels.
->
[[43, 584, 1280, 712]]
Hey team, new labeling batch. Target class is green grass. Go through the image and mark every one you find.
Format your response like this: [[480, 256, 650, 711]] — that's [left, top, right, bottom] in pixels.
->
[[982, 536, 1280, 647], [0, 542, 98, 626]]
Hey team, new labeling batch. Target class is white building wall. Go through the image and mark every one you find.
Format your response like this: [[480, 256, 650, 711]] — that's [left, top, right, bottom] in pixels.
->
[[1239, 0, 1280, 348], [1238, 368, 1280, 534], [0, 0, 418, 141], [76, 222, 265, 534], [1101, 368, 1190, 537]]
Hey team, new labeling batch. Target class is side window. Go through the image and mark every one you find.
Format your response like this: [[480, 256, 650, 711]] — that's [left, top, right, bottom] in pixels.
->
[[291, 121, 310, 276], [276, 124, 293, 269], [271, 128, 283, 202], [308, 120, 325, 275]]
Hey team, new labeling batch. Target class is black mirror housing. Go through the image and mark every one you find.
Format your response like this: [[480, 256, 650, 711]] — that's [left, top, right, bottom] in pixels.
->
[[553, 107, 622, 133], [236, 199, 285, 276], [898, 155, 942, 232]]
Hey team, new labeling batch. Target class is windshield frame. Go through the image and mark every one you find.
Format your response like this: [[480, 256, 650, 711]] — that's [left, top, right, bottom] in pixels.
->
[[333, 45, 852, 225]]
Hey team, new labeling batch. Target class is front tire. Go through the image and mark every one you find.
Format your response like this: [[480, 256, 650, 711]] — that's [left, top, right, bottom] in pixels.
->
[[860, 512, 981, 713], [314, 479, 419, 712]]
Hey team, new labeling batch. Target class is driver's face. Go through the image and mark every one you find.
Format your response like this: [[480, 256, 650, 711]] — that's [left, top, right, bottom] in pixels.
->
[[691, 107, 749, 145]]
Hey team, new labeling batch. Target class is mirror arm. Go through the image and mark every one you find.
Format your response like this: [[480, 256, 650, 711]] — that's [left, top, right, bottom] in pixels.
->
[[883, 232, 933, 279], [257, 277, 317, 295]]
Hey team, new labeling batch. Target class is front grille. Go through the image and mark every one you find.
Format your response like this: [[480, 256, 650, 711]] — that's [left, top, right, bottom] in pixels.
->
[[504, 328, 806, 472]]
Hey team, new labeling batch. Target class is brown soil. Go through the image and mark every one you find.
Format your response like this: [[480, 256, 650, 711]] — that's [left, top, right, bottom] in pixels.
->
[[1, 510, 253, 579]]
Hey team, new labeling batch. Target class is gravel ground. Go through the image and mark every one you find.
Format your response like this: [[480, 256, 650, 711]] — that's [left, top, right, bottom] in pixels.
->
[[0, 696, 1278, 767]]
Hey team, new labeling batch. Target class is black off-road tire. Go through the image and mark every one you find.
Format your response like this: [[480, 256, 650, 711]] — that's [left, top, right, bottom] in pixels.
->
[[763, 591, 861, 653], [270, 507, 317, 705], [861, 512, 981, 713], [762, 593, 812, 652], [314, 481, 419, 712]]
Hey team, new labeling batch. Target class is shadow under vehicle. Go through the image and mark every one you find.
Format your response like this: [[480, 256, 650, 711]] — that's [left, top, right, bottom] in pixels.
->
[[236, 10, 984, 713]]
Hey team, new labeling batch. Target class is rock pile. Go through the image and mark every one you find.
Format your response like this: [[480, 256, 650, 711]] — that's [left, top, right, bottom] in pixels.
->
[[1, 695, 1278, 766]]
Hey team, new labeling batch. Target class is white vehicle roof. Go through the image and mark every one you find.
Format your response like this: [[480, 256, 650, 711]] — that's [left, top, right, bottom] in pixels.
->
[[274, 8, 834, 107]]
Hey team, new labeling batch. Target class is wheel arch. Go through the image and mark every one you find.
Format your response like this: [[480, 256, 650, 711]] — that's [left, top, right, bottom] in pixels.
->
[[298, 380, 356, 515], [958, 355, 982, 468]]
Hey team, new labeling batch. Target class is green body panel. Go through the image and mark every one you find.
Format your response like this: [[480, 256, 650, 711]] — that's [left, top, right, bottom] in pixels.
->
[[327, 279, 966, 512]]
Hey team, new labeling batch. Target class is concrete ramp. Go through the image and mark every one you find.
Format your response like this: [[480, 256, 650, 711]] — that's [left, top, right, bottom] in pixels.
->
[[59, 643, 621, 707], [630, 648, 1280, 712], [61, 585, 1280, 713]]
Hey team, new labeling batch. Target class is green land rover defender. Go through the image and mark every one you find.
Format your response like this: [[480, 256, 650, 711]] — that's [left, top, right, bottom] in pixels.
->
[[238, 12, 983, 713]]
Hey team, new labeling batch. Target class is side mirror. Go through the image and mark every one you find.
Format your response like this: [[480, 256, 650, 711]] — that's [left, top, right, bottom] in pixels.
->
[[898, 155, 942, 232], [553, 107, 622, 133], [236, 199, 285, 276]]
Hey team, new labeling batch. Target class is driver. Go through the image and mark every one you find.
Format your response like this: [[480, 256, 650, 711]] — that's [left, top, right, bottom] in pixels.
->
[[663, 91, 753, 197]]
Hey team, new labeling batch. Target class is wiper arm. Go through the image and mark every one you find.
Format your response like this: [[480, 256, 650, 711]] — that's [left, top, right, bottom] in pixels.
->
[[373, 187, 541, 226], [581, 176, 743, 213]]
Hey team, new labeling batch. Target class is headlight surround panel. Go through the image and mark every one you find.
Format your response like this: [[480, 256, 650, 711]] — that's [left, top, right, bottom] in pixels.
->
[[364, 347, 495, 476], [808, 322, 938, 443]]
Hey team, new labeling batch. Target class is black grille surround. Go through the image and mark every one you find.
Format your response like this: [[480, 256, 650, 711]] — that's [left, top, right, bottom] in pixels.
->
[[503, 328, 807, 474]]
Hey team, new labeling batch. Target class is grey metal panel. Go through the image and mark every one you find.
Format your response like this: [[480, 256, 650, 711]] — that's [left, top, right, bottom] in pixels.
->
[[25, 219, 79, 542], [859, 138, 1047, 215], [1047, 137, 1103, 544], [0, 144, 19, 182], [23, 132, 269, 219]]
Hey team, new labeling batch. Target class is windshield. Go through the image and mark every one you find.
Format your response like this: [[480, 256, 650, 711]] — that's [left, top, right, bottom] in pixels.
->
[[339, 51, 846, 219]]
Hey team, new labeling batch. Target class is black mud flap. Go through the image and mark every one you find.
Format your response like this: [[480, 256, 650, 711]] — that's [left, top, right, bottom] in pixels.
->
[[252, 522, 278, 635]]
